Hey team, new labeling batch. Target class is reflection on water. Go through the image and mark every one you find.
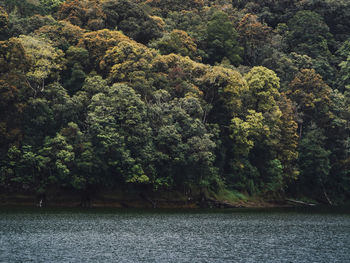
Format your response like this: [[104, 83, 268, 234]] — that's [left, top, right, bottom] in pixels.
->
[[0, 208, 349, 263]]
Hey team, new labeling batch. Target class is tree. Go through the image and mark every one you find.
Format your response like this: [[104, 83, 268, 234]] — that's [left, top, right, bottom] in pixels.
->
[[244, 66, 280, 113], [0, 0, 45, 17], [151, 53, 207, 99], [100, 40, 157, 97], [237, 13, 272, 65], [39, 0, 65, 14], [62, 123, 98, 190], [262, 51, 313, 90], [34, 20, 86, 51], [338, 40, 350, 91], [230, 110, 269, 158], [313, 0, 350, 42], [77, 29, 129, 71], [100, 41, 155, 82], [287, 10, 332, 58], [0, 38, 30, 155], [287, 68, 331, 135], [323, 89, 350, 202], [276, 93, 299, 181], [228, 66, 298, 194], [62, 46, 89, 94], [0, 37, 29, 75], [205, 11, 243, 66], [145, 0, 204, 17], [0, 6, 9, 39], [18, 35, 65, 94], [164, 9, 207, 45], [148, 90, 218, 191], [39, 133, 75, 188], [87, 83, 154, 186], [199, 65, 247, 125], [0, 146, 33, 191], [102, 0, 163, 44], [298, 124, 331, 201], [151, 29, 198, 60], [8, 13, 56, 37], [0, 0, 349, 202], [22, 83, 75, 146], [58, 0, 105, 30], [0, 80, 25, 154]]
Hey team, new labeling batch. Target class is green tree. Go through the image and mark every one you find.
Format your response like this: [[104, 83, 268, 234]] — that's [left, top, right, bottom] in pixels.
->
[[0, 6, 9, 39], [145, 0, 204, 17], [39, 0, 65, 14], [287, 69, 332, 135], [23, 83, 75, 145], [9, 14, 56, 37], [338, 40, 350, 90], [39, 133, 75, 188], [324, 89, 350, 202], [151, 29, 198, 60], [287, 10, 333, 58], [148, 90, 218, 191], [77, 29, 129, 71], [18, 35, 65, 94], [34, 20, 86, 51], [237, 13, 272, 66], [205, 11, 243, 66], [102, 0, 163, 44], [230, 110, 269, 158], [87, 83, 154, 186], [298, 124, 331, 202], [276, 93, 299, 181], [62, 46, 89, 94], [58, 0, 105, 30], [244, 66, 280, 113]]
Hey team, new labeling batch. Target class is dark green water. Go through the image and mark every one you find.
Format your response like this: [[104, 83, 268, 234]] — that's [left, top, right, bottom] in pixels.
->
[[0, 207, 349, 262]]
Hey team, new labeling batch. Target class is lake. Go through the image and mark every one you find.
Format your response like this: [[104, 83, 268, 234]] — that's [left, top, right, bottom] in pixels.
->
[[0, 207, 349, 262]]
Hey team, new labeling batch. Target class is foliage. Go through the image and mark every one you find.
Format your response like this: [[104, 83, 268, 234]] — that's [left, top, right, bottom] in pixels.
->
[[77, 29, 129, 70], [0, 0, 349, 203], [34, 20, 86, 50], [205, 11, 243, 66], [145, 0, 204, 17], [102, 0, 163, 44], [151, 29, 198, 60], [297, 124, 331, 197], [287, 68, 331, 130], [287, 10, 332, 58], [57, 0, 105, 30], [18, 35, 65, 93], [237, 13, 272, 65], [0, 6, 8, 39]]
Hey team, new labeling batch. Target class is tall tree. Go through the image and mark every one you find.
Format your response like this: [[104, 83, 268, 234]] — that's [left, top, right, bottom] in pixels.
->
[[287, 68, 331, 135], [102, 0, 163, 44], [298, 124, 331, 203], [237, 13, 272, 66], [205, 11, 243, 66]]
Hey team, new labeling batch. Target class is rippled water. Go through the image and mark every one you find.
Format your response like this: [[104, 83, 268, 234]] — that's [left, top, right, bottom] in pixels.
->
[[0, 208, 349, 262]]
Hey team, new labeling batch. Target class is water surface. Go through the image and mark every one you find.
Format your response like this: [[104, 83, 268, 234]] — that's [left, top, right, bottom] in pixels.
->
[[0, 207, 349, 262]]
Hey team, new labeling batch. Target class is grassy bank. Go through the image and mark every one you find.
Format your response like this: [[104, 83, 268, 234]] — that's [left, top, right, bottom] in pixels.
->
[[0, 188, 304, 209]]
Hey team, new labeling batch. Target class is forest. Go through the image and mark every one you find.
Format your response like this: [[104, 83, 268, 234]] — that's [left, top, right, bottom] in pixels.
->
[[0, 0, 349, 206]]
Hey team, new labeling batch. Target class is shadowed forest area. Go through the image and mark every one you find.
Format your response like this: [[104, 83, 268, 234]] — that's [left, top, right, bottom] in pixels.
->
[[0, 0, 349, 206]]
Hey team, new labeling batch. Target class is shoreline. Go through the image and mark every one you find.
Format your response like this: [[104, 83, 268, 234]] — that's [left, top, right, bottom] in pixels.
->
[[0, 193, 319, 209]]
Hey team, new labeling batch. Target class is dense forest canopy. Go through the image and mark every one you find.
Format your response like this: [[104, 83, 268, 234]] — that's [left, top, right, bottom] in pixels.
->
[[0, 0, 349, 204]]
